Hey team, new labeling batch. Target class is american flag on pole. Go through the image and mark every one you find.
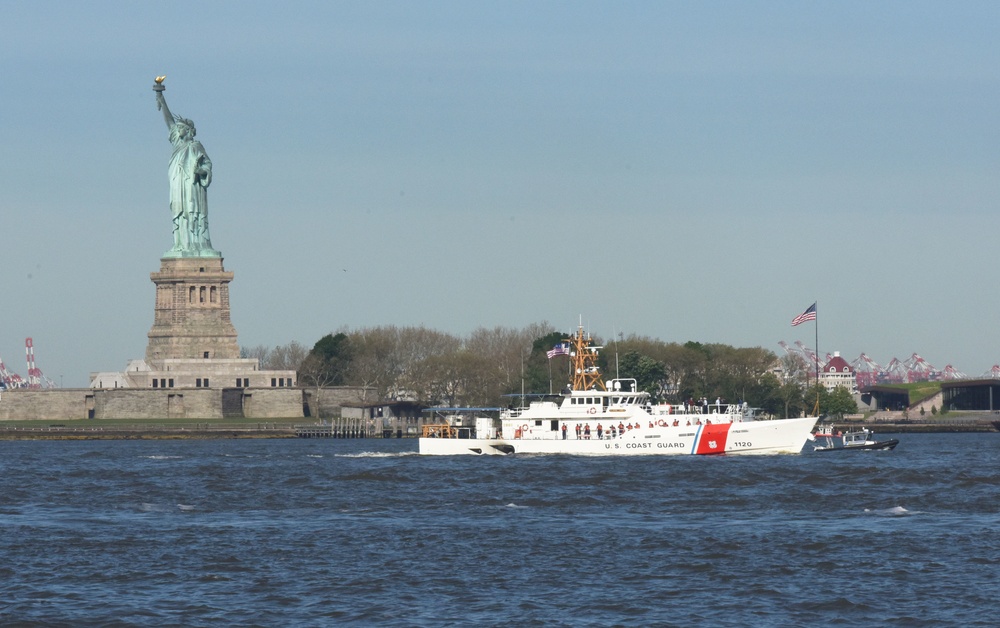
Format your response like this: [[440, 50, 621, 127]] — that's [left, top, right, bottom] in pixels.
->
[[791, 302, 817, 326], [546, 343, 570, 359]]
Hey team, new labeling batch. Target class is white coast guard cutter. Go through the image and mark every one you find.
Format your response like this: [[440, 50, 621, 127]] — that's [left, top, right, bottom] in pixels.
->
[[419, 326, 818, 456]]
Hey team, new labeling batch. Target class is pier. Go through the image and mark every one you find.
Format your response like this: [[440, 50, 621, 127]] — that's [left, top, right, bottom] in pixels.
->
[[295, 417, 379, 438]]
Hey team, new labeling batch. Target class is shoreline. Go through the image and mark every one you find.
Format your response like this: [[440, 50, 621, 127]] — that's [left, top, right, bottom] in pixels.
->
[[0, 422, 996, 440], [837, 420, 998, 433], [0, 427, 301, 440]]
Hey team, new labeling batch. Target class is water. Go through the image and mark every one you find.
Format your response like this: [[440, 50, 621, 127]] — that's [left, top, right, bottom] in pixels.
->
[[1, 434, 998, 626]]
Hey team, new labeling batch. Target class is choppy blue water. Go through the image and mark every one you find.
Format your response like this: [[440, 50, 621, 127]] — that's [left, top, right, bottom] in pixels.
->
[[1, 433, 998, 626]]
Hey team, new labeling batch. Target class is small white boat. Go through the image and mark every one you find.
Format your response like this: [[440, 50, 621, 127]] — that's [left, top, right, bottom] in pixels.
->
[[419, 325, 819, 456], [813, 426, 899, 452]]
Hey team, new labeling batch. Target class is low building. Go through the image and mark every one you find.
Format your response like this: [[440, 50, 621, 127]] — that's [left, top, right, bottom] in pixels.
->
[[341, 401, 426, 437], [90, 359, 295, 391], [820, 351, 855, 392], [857, 385, 912, 412], [942, 379, 1000, 412]]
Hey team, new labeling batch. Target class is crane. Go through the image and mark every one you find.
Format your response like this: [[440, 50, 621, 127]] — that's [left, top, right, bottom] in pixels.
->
[[24, 338, 55, 389], [0, 351, 25, 389]]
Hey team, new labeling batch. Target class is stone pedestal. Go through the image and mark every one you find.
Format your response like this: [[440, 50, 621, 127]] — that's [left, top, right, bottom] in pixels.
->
[[145, 257, 240, 363]]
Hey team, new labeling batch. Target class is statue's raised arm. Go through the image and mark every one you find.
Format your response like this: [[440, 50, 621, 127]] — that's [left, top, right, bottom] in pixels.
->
[[153, 76, 174, 130]]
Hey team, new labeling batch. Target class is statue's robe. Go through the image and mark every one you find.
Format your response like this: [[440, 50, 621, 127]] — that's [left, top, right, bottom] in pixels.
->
[[167, 125, 216, 256]]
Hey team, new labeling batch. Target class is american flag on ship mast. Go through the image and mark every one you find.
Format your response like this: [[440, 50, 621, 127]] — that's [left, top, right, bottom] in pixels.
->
[[546, 343, 570, 359]]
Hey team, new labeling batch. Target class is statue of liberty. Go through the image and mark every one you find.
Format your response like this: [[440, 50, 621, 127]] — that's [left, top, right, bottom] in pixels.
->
[[153, 77, 220, 258]]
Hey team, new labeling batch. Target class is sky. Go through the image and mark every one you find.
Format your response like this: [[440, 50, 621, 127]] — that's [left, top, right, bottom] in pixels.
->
[[2, 1, 999, 387]]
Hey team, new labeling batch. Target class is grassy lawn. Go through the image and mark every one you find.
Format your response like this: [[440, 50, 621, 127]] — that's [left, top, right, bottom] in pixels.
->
[[885, 382, 942, 404]]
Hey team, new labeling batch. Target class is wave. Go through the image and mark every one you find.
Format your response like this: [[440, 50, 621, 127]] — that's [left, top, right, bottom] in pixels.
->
[[335, 451, 419, 458], [864, 506, 916, 516]]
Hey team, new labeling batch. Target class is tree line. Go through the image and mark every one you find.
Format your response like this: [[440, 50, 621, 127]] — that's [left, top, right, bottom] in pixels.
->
[[242, 323, 857, 418]]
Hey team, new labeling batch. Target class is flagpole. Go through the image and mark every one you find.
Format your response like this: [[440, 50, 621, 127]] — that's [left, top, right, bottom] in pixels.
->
[[815, 300, 819, 385], [548, 354, 552, 395], [791, 302, 820, 416], [814, 301, 820, 415]]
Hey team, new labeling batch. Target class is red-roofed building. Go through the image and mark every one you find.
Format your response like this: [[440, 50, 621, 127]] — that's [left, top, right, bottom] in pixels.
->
[[820, 351, 855, 392]]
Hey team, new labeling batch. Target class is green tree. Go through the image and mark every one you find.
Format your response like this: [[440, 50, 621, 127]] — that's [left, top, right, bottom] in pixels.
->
[[416, 350, 494, 406], [298, 332, 353, 419], [803, 384, 828, 417], [704, 345, 778, 406], [524, 331, 571, 395], [773, 380, 806, 419], [667, 341, 711, 401], [300, 332, 352, 387], [748, 372, 785, 418], [618, 351, 667, 400], [343, 325, 461, 400], [825, 386, 858, 419], [804, 384, 857, 418]]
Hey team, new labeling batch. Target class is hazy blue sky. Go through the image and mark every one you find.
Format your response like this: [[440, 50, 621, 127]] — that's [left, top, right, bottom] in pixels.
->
[[2, 1, 998, 387]]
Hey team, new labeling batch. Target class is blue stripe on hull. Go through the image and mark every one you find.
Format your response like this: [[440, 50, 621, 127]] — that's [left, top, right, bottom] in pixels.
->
[[690, 424, 704, 454]]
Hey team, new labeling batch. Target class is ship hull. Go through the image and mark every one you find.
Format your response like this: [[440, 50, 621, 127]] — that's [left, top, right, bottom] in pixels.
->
[[419, 416, 817, 456]]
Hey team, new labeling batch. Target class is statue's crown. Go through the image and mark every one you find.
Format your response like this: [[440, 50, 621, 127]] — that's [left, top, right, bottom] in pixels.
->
[[173, 115, 196, 132]]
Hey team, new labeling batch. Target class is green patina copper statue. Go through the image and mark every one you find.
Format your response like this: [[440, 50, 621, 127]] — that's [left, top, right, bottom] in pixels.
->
[[153, 77, 220, 258]]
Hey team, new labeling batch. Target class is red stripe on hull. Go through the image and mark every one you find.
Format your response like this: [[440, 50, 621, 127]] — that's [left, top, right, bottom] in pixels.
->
[[695, 423, 732, 455]]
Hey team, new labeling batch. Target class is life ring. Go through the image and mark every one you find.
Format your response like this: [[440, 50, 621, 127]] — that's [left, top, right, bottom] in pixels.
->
[[521, 424, 529, 434], [587, 407, 597, 414], [657, 419, 667, 427]]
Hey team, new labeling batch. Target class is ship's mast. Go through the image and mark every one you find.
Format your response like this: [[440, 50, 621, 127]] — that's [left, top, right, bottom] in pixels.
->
[[568, 326, 605, 391]]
